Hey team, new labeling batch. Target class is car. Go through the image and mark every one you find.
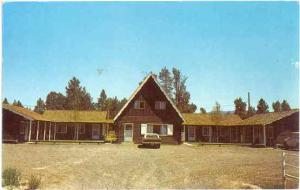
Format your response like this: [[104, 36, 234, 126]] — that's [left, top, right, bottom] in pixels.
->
[[142, 133, 161, 148], [283, 132, 299, 150]]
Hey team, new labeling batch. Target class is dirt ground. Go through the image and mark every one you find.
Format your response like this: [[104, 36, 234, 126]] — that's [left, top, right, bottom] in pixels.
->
[[2, 143, 299, 189]]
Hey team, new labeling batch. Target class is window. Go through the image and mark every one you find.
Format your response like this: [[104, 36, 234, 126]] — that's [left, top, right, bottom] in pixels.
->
[[19, 121, 26, 135], [140, 124, 173, 136], [134, 101, 145, 109], [147, 124, 153, 133], [160, 125, 168, 135], [155, 101, 166, 110], [269, 127, 274, 138], [56, 124, 67, 134], [202, 127, 210, 136], [78, 124, 85, 134]]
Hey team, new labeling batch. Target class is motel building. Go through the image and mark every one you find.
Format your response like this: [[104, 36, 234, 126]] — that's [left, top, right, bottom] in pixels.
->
[[3, 75, 299, 146]]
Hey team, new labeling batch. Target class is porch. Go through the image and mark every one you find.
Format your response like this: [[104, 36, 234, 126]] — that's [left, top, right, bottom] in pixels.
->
[[183, 125, 271, 146], [21, 121, 112, 142]]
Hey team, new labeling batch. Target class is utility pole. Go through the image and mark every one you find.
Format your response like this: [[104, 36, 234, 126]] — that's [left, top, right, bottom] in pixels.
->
[[248, 92, 251, 110]]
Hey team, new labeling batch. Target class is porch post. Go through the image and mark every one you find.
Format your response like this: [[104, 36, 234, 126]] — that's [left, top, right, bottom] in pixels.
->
[[263, 124, 266, 147], [183, 125, 186, 142], [43, 122, 46, 141], [49, 123, 51, 141], [36, 121, 40, 141], [54, 122, 56, 140], [76, 124, 79, 140], [252, 126, 255, 144], [28, 120, 32, 142], [229, 127, 231, 143], [217, 127, 219, 143]]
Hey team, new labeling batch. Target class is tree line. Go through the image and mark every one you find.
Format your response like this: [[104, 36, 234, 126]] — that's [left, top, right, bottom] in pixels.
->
[[2, 67, 293, 119]]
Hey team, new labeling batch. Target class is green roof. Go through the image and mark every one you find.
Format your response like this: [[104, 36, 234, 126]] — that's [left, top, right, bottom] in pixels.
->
[[237, 109, 299, 126], [43, 110, 113, 123], [182, 113, 243, 126], [3, 104, 48, 121]]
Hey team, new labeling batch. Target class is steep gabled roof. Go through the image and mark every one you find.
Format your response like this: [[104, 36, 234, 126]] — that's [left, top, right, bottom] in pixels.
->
[[113, 74, 184, 122], [237, 109, 299, 126], [183, 113, 242, 126], [3, 104, 48, 121], [43, 110, 113, 123]]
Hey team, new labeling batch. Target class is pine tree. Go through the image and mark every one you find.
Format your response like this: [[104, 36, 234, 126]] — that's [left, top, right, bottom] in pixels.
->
[[65, 77, 93, 110], [158, 67, 173, 99], [256, 98, 269, 114], [3, 98, 8, 104], [200, 107, 207, 114], [272, 101, 281, 112], [281, 100, 291, 111], [234, 97, 247, 119], [97, 89, 108, 111], [46, 91, 66, 110], [34, 98, 46, 114]]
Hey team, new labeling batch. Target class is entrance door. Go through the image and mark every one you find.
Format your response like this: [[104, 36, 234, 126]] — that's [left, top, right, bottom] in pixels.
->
[[92, 124, 101, 140], [188, 126, 196, 141], [124, 123, 133, 142]]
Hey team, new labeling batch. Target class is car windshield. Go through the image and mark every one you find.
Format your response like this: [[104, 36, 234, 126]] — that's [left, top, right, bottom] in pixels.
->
[[145, 134, 159, 138]]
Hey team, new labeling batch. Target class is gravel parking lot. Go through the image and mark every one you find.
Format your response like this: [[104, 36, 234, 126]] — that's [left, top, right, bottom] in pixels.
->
[[2, 143, 299, 189]]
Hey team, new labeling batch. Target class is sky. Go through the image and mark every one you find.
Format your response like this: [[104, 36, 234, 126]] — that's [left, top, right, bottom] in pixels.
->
[[2, 1, 299, 112]]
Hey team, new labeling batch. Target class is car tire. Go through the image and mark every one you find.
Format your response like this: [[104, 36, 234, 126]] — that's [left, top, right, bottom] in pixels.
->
[[283, 142, 289, 150]]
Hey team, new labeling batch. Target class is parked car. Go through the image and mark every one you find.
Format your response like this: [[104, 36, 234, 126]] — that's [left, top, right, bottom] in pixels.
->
[[283, 132, 299, 150], [275, 131, 292, 145], [142, 133, 161, 148]]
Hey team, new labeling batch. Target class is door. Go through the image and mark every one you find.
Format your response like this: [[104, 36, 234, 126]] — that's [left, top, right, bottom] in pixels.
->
[[188, 126, 196, 141], [92, 124, 101, 140], [124, 123, 133, 142]]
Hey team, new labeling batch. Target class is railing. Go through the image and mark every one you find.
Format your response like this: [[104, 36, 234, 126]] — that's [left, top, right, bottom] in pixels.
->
[[281, 152, 299, 189]]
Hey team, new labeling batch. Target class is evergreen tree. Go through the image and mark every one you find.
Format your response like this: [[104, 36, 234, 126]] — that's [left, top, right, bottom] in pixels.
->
[[256, 98, 269, 114], [3, 98, 8, 104], [211, 102, 222, 123], [234, 97, 247, 119], [200, 107, 207, 114], [171, 67, 196, 113], [281, 100, 291, 111], [65, 77, 93, 110], [34, 98, 46, 114], [158, 67, 173, 99], [247, 106, 256, 118], [12, 100, 23, 107], [46, 91, 66, 110], [97, 89, 108, 111], [272, 101, 281, 112]]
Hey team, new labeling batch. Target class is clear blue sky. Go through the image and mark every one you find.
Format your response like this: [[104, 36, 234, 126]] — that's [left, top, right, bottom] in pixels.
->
[[3, 2, 299, 112]]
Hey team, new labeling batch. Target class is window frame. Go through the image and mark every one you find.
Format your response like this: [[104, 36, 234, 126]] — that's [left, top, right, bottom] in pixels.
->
[[78, 124, 85, 134], [155, 101, 166, 110], [56, 124, 67, 134], [202, 126, 210, 137], [19, 121, 26, 135], [134, 100, 145, 109], [142, 123, 173, 136]]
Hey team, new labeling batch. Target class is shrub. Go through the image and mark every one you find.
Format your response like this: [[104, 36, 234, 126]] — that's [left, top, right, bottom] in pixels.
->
[[2, 168, 21, 187], [27, 174, 41, 190], [105, 133, 117, 143]]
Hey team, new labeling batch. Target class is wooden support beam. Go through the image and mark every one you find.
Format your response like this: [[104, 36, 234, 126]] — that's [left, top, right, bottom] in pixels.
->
[[43, 122, 46, 141], [252, 126, 255, 144], [54, 123, 56, 140], [76, 124, 79, 140], [28, 120, 32, 142], [229, 127, 231, 143], [263, 124, 266, 147], [49, 123, 51, 141], [36, 121, 40, 141]]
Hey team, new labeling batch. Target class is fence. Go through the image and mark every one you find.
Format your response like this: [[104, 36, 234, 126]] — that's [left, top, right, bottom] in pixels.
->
[[281, 151, 299, 189]]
